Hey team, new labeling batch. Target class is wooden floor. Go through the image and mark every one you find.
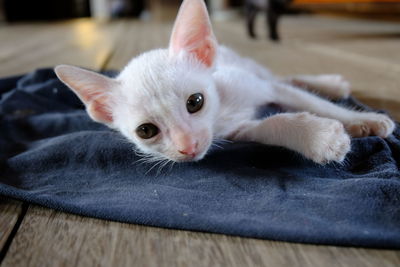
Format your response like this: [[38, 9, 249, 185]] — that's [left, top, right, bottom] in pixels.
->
[[1, 15, 400, 266]]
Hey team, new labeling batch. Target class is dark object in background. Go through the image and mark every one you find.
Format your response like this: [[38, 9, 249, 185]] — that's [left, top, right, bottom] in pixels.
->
[[3, 0, 144, 22], [4, 0, 90, 21], [111, 0, 145, 18], [245, 0, 292, 41]]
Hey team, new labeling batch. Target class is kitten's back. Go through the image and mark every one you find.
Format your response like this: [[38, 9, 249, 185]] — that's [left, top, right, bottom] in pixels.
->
[[216, 46, 273, 80]]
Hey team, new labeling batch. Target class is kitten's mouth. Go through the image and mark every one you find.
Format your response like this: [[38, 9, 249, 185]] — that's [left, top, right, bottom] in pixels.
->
[[175, 153, 201, 162], [174, 146, 209, 162]]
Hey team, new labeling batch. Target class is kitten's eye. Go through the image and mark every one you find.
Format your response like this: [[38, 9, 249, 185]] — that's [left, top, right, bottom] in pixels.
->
[[187, 93, 204, 114], [136, 123, 159, 139]]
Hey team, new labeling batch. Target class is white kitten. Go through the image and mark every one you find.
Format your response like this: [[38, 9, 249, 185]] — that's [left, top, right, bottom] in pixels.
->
[[55, 0, 395, 164]]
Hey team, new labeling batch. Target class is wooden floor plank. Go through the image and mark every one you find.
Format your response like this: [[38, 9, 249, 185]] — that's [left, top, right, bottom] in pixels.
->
[[0, 198, 22, 250], [105, 20, 172, 70], [2, 206, 399, 267], [0, 19, 124, 77], [0, 19, 118, 263], [1, 16, 400, 266]]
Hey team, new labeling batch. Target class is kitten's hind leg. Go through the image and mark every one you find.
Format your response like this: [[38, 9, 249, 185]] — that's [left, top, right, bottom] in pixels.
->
[[284, 74, 351, 100], [232, 112, 351, 164], [272, 82, 395, 138]]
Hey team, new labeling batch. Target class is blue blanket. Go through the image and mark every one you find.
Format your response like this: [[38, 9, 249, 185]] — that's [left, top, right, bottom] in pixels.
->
[[1, 68, 399, 248]]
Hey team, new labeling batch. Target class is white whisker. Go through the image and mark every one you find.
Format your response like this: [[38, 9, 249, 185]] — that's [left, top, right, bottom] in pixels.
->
[[145, 159, 165, 175]]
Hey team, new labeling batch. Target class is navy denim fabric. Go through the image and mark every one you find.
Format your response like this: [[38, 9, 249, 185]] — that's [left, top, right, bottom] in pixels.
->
[[1, 68, 399, 248]]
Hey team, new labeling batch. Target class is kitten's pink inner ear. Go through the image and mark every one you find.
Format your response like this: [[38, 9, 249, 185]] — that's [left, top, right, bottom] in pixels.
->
[[169, 0, 217, 67], [54, 65, 116, 124], [87, 95, 113, 124]]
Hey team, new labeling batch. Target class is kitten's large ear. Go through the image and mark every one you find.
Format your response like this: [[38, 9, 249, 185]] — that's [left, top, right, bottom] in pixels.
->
[[169, 0, 217, 68], [54, 65, 118, 125]]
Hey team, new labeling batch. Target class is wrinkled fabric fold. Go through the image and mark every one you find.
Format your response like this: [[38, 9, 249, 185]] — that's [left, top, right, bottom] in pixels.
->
[[1, 68, 399, 248]]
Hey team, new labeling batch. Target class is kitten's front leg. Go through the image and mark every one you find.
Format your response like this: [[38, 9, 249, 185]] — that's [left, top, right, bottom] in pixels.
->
[[232, 112, 351, 164]]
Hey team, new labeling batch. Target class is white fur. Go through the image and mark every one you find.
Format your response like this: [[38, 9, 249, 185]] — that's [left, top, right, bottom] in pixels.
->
[[112, 50, 219, 162], [55, 0, 395, 165]]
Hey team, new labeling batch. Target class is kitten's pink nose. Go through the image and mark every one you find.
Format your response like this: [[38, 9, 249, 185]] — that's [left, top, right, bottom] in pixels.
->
[[178, 142, 198, 157], [171, 129, 199, 158]]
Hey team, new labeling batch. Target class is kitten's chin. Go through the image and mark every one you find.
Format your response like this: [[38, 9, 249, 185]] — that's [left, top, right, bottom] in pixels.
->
[[173, 153, 204, 163]]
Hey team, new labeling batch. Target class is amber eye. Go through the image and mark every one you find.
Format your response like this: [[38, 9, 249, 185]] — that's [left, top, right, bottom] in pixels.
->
[[136, 123, 159, 139], [186, 93, 204, 114]]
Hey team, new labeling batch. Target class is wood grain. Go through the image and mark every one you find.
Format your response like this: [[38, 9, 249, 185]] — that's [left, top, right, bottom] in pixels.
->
[[0, 18, 117, 263], [0, 19, 124, 77], [0, 198, 22, 250], [0, 196, 23, 264], [1, 15, 400, 266], [2, 206, 400, 267], [105, 20, 172, 70]]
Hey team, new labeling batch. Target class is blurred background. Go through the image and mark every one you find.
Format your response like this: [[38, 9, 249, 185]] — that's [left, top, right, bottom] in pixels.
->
[[0, 0, 399, 118], [1, 0, 400, 21]]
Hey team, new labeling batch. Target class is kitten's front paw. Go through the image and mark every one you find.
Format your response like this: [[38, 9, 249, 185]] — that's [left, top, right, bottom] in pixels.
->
[[345, 113, 395, 138], [299, 115, 351, 164]]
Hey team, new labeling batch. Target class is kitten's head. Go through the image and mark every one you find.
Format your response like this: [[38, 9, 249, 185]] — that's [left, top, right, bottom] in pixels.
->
[[55, 0, 219, 162]]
